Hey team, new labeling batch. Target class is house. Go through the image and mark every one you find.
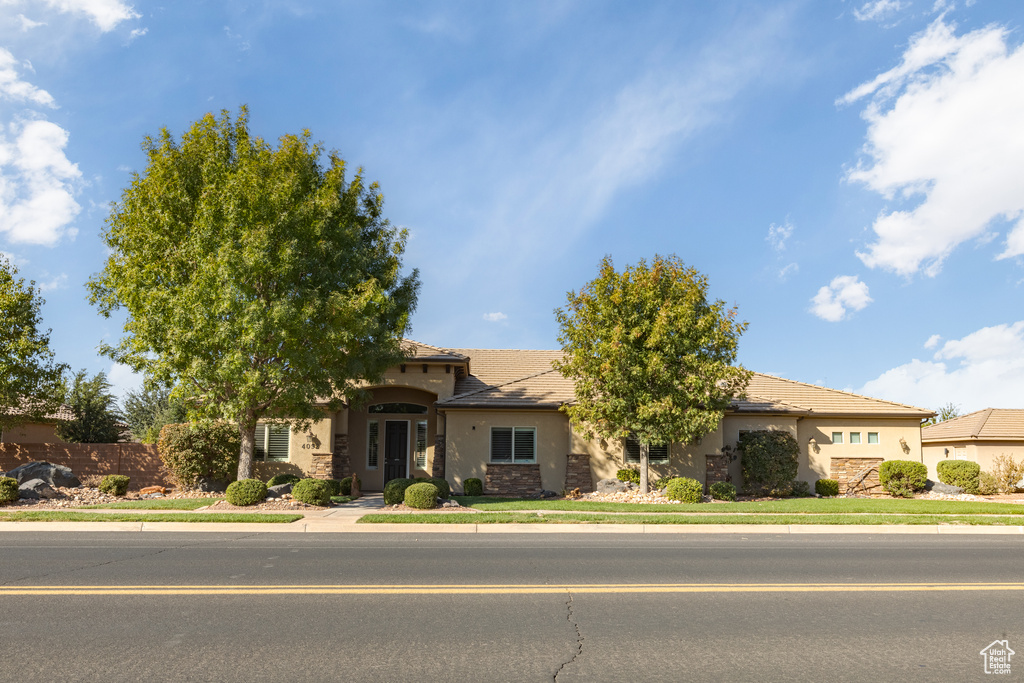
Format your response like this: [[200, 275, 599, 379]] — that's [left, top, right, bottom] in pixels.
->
[[922, 409, 1024, 478], [0, 404, 73, 443], [252, 341, 935, 495]]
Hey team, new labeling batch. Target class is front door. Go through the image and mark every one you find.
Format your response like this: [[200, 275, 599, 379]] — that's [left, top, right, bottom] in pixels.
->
[[383, 420, 408, 484]]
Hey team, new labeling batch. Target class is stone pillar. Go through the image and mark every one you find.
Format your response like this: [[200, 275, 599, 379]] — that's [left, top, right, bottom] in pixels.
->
[[705, 454, 730, 492], [564, 453, 593, 493], [332, 434, 350, 479], [485, 464, 542, 497], [309, 452, 334, 479], [431, 434, 446, 479], [831, 457, 883, 495]]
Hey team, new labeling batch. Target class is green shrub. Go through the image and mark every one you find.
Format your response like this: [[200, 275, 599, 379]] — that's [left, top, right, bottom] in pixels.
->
[[267, 473, 301, 488], [292, 478, 331, 506], [815, 478, 840, 497], [225, 478, 267, 506], [739, 430, 799, 496], [878, 460, 928, 498], [0, 476, 18, 504], [98, 474, 130, 496], [936, 460, 980, 494], [158, 422, 240, 490], [709, 481, 736, 501], [404, 482, 439, 509], [323, 479, 342, 496], [463, 478, 483, 496], [652, 477, 674, 490], [979, 471, 999, 495], [991, 454, 1024, 494], [616, 469, 640, 484], [339, 475, 362, 496], [789, 480, 812, 498], [384, 478, 415, 505], [427, 477, 451, 500], [664, 477, 703, 503]]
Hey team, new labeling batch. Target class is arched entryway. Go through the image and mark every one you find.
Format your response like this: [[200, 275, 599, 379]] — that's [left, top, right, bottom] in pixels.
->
[[346, 386, 438, 491]]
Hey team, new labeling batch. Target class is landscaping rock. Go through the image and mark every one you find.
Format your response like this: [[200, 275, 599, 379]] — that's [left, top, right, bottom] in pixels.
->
[[7, 461, 81, 488], [596, 478, 628, 494], [139, 486, 167, 495], [266, 483, 293, 499], [540, 489, 558, 498], [19, 478, 59, 499], [926, 480, 964, 495], [194, 477, 228, 493]]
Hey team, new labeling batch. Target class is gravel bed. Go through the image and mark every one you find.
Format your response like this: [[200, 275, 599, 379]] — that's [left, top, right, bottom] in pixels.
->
[[1, 487, 223, 509]]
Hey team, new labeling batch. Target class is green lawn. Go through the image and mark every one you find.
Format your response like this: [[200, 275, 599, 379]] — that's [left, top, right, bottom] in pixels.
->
[[358, 512, 1024, 526], [453, 496, 1024, 516], [81, 498, 223, 510], [330, 495, 356, 504], [0, 511, 303, 523]]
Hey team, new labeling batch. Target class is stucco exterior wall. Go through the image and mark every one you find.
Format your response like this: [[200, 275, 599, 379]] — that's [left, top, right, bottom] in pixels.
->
[[571, 424, 725, 485], [721, 416, 799, 488], [371, 365, 457, 400], [0, 422, 64, 443], [445, 409, 570, 493], [923, 440, 1024, 479], [798, 418, 923, 483], [252, 411, 334, 480]]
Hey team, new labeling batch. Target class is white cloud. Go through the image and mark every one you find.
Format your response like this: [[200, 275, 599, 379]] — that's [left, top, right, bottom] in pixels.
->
[[841, 18, 1024, 276], [126, 26, 147, 42], [860, 321, 1024, 411], [107, 362, 143, 401], [766, 220, 793, 252], [41, 0, 140, 32], [810, 275, 872, 321], [0, 48, 56, 107], [924, 333, 942, 349], [36, 272, 67, 291], [853, 0, 907, 22], [482, 312, 507, 322], [17, 14, 46, 30], [0, 119, 82, 245], [778, 263, 798, 280]]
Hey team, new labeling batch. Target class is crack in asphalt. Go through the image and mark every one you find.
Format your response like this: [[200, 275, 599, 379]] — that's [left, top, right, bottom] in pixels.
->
[[553, 590, 583, 682]]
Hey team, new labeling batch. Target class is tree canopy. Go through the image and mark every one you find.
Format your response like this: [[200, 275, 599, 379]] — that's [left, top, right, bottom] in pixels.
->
[[0, 256, 67, 435], [554, 255, 750, 491], [56, 370, 124, 443], [122, 383, 188, 443], [88, 107, 419, 478]]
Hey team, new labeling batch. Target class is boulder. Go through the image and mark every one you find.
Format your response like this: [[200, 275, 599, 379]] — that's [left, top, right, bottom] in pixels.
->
[[926, 480, 964, 495], [6, 461, 80, 488], [540, 489, 558, 498], [19, 478, 59, 499], [596, 478, 628, 494], [194, 477, 228, 493], [266, 483, 293, 499]]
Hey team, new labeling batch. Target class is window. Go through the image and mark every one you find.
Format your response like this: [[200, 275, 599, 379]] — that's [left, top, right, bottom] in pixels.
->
[[254, 423, 289, 461], [490, 427, 536, 463], [850, 432, 862, 444], [954, 447, 967, 460], [368, 403, 427, 414], [624, 437, 670, 465], [366, 420, 379, 469], [867, 432, 879, 444], [831, 432, 843, 444], [414, 420, 428, 469]]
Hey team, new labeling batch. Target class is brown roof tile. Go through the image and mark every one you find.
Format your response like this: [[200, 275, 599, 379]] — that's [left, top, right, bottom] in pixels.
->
[[922, 408, 1024, 442], [735, 373, 934, 417]]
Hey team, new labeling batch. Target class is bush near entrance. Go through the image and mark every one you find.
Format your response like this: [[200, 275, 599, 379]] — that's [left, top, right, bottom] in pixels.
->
[[879, 460, 927, 498], [816, 479, 840, 497], [426, 477, 450, 499], [384, 478, 415, 505], [292, 479, 331, 506], [340, 475, 361, 496], [936, 460, 980, 494], [463, 478, 483, 496], [267, 473, 301, 487], [405, 482, 439, 509]]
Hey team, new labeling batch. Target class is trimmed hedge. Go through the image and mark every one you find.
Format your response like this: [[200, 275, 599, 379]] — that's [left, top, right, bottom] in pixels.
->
[[664, 477, 703, 503], [340, 475, 362, 496], [616, 469, 640, 484], [405, 482, 439, 509], [99, 474, 130, 496], [292, 479, 331, 506], [384, 478, 415, 505], [937, 460, 980, 494], [158, 422, 240, 490], [790, 480, 812, 498], [427, 477, 450, 500], [226, 478, 267, 506], [739, 430, 799, 497], [463, 478, 483, 497], [879, 460, 928, 498], [267, 473, 301, 488], [0, 476, 18, 503], [815, 478, 840, 497], [709, 481, 736, 501], [323, 479, 342, 496]]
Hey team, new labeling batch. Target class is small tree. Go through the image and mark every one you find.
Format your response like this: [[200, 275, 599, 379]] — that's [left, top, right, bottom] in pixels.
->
[[122, 383, 187, 443], [0, 256, 67, 435], [55, 370, 124, 443], [923, 402, 961, 426], [555, 255, 750, 493], [738, 430, 799, 496], [88, 107, 419, 479]]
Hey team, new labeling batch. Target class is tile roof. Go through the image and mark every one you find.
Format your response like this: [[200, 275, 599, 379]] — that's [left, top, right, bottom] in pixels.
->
[[401, 340, 469, 363], [3, 401, 74, 422], [921, 409, 1024, 442], [738, 373, 933, 418]]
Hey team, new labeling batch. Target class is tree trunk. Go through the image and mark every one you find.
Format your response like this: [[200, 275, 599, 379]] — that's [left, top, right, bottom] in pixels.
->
[[237, 413, 257, 480], [639, 442, 649, 494]]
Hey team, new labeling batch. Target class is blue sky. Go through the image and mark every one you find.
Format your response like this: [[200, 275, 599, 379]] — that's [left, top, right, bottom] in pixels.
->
[[1, 0, 1022, 413]]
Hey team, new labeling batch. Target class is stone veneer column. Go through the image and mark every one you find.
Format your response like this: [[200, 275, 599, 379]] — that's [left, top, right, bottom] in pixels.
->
[[831, 457, 883, 495], [309, 452, 334, 479], [564, 453, 593, 493], [332, 434, 351, 479], [431, 434, 445, 479], [705, 454, 730, 491], [485, 464, 542, 496]]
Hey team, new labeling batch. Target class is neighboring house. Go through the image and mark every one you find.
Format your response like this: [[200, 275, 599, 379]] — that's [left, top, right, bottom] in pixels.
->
[[254, 341, 935, 495], [922, 409, 1024, 478], [0, 404, 73, 443]]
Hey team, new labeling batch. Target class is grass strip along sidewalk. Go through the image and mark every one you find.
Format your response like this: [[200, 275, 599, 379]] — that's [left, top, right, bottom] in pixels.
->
[[0, 511, 303, 523], [81, 498, 224, 510], [358, 512, 1024, 526]]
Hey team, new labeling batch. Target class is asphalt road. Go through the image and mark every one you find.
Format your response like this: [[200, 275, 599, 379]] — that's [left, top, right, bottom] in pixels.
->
[[1, 532, 1022, 682]]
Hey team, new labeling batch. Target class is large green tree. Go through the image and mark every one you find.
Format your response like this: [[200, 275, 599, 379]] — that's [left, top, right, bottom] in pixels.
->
[[56, 370, 124, 443], [122, 382, 188, 443], [88, 107, 419, 479], [0, 256, 67, 436], [554, 255, 750, 493]]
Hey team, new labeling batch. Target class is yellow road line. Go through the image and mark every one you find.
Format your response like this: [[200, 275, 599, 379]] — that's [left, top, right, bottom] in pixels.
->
[[3, 582, 1024, 595]]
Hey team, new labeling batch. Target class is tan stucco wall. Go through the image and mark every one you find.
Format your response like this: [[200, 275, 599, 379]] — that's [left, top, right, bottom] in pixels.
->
[[445, 409, 570, 493], [572, 423, 725, 485], [0, 423, 64, 443], [347, 386, 437, 490], [923, 440, 1024, 479], [797, 418, 923, 483], [370, 365, 457, 400], [251, 411, 334, 481]]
